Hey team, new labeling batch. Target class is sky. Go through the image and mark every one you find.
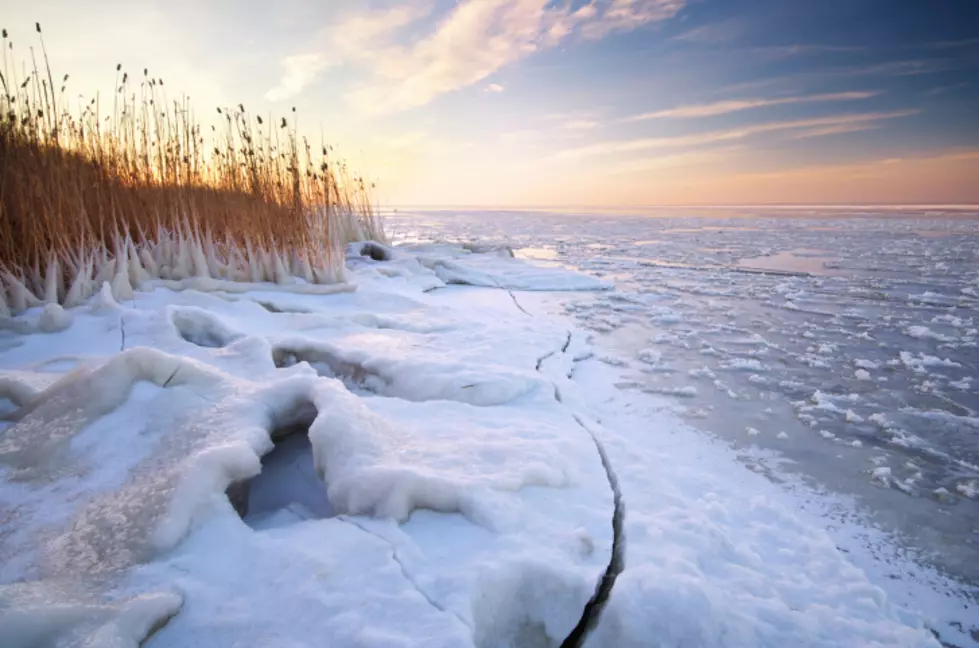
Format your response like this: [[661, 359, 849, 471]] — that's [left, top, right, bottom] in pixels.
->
[[4, 0, 979, 206]]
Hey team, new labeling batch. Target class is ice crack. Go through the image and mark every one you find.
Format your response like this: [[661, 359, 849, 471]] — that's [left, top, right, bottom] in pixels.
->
[[338, 516, 473, 633], [120, 313, 127, 351], [561, 414, 626, 648], [507, 290, 531, 316], [535, 332, 573, 372]]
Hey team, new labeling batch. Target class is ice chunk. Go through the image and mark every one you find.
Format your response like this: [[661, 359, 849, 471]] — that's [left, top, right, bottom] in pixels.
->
[[38, 304, 73, 333], [871, 466, 892, 485], [0, 581, 182, 648], [904, 325, 953, 342], [955, 481, 977, 499], [637, 348, 663, 365]]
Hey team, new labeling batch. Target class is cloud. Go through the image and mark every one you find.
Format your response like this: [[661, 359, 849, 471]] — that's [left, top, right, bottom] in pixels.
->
[[671, 19, 744, 45], [789, 123, 882, 139], [609, 148, 734, 174], [485, 83, 505, 92], [265, 53, 331, 102], [923, 37, 979, 49], [579, 0, 686, 40], [264, 3, 434, 102], [926, 82, 972, 96], [827, 59, 954, 77], [545, 109, 602, 121], [748, 44, 866, 60], [623, 91, 880, 121], [726, 148, 979, 183], [560, 119, 599, 130], [270, 0, 685, 113], [556, 110, 918, 159]]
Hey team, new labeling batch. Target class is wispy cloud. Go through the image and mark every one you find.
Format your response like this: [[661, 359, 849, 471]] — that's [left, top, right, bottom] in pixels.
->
[[557, 110, 918, 159], [560, 118, 600, 130], [923, 37, 979, 49], [485, 83, 505, 93], [545, 109, 602, 121], [672, 19, 744, 44], [623, 91, 880, 122], [749, 44, 866, 60], [268, 0, 685, 113], [725, 148, 979, 182], [265, 53, 330, 102], [926, 81, 972, 96], [789, 123, 882, 139], [609, 148, 735, 174], [264, 4, 430, 102], [828, 59, 955, 77]]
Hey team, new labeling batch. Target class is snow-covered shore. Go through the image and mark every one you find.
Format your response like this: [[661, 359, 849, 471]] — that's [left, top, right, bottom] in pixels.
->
[[0, 242, 959, 647]]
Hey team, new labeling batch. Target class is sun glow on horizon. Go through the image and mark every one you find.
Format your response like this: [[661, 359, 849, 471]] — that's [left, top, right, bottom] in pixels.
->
[[3, 0, 977, 207]]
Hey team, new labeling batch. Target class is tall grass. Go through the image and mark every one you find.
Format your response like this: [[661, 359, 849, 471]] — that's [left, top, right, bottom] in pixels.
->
[[0, 24, 385, 316]]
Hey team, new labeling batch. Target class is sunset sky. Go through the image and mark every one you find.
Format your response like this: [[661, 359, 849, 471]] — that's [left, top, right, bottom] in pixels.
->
[[5, 0, 979, 206]]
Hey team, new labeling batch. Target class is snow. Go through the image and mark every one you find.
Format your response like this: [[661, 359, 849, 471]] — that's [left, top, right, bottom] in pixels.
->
[[0, 237, 962, 647], [898, 351, 962, 372], [37, 304, 72, 333], [0, 582, 182, 648], [721, 358, 767, 372], [956, 481, 978, 499]]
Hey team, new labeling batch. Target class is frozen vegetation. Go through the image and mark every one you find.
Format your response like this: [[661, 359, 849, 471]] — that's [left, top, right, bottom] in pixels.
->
[[0, 210, 976, 646]]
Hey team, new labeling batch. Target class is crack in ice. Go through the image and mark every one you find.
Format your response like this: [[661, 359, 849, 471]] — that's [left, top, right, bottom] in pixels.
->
[[507, 290, 531, 317], [562, 414, 626, 648], [521, 303, 625, 647], [535, 332, 573, 372], [338, 516, 473, 633]]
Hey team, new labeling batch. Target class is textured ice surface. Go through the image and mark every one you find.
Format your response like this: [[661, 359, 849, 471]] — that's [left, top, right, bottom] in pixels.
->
[[0, 232, 969, 647], [386, 207, 979, 647]]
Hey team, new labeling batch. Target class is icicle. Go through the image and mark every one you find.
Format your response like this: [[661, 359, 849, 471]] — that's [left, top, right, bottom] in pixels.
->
[[189, 235, 210, 278], [111, 245, 134, 302], [2, 272, 43, 314], [43, 256, 61, 304], [245, 240, 262, 283], [139, 248, 159, 279], [94, 254, 115, 288], [92, 281, 118, 311], [154, 225, 170, 271], [173, 235, 191, 281], [0, 281, 10, 318], [258, 247, 273, 283], [64, 256, 94, 309], [227, 245, 248, 283], [298, 250, 315, 284], [203, 231, 223, 279], [312, 263, 337, 285], [272, 249, 292, 285], [127, 239, 151, 287], [62, 248, 84, 298]]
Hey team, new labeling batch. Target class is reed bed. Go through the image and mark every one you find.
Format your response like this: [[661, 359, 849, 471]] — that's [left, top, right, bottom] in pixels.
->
[[0, 24, 385, 316]]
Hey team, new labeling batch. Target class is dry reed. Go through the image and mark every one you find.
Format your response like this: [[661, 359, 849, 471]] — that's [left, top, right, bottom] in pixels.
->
[[0, 24, 385, 316]]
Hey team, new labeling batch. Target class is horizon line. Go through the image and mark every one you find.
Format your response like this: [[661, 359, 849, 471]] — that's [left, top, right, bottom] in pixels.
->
[[379, 203, 979, 211]]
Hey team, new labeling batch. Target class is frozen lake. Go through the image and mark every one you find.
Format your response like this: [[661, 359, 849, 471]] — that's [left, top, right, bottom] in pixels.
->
[[387, 206, 979, 588]]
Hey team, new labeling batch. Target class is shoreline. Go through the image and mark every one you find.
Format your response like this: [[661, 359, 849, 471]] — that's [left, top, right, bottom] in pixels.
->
[[0, 243, 972, 647]]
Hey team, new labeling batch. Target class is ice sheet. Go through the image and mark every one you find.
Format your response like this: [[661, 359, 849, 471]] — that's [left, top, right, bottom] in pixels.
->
[[0, 236, 962, 647]]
